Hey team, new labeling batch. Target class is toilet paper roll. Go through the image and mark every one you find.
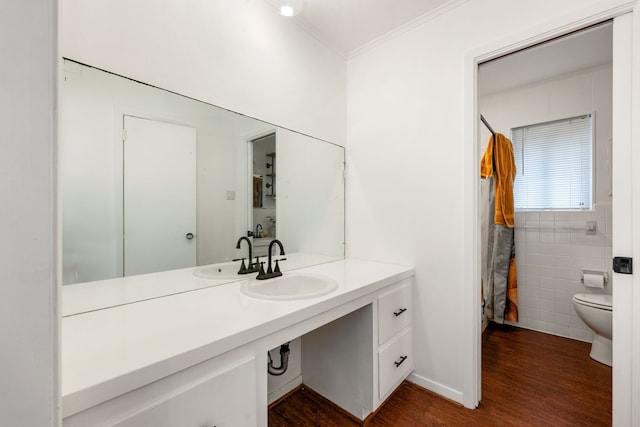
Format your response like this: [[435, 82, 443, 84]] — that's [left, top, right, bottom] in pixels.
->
[[583, 273, 605, 289]]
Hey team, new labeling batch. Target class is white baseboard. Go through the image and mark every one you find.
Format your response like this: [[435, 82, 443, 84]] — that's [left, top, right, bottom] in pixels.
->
[[267, 374, 303, 405], [407, 372, 463, 405]]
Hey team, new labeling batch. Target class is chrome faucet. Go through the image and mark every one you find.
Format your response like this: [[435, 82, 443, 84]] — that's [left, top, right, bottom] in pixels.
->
[[256, 239, 286, 280], [234, 236, 259, 274]]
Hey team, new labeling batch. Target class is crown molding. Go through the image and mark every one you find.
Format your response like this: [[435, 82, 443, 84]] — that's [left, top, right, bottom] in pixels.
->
[[347, 0, 470, 60]]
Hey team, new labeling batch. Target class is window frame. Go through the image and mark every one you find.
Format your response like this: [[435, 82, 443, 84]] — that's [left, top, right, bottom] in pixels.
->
[[510, 112, 595, 212]]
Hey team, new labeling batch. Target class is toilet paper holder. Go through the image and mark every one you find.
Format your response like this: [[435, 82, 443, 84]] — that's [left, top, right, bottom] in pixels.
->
[[581, 269, 607, 285]]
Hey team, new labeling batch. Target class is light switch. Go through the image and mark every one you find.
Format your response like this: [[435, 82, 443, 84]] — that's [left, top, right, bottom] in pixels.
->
[[226, 190, 235, 200]]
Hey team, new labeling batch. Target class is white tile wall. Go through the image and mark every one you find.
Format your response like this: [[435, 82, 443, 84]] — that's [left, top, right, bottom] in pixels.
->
[[508, 202, 612, 343]]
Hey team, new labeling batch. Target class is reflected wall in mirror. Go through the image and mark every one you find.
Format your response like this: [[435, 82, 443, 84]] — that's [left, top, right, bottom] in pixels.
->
[[61, 59, 345, 296]]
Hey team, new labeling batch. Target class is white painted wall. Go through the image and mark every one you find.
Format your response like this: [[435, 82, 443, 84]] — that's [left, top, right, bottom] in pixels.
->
[[60, 0, 346, 146], [0, 0, 58, 426], [480, 65, 613, 341], [346, 0, 632, 407], [277, 128, 345, 257]]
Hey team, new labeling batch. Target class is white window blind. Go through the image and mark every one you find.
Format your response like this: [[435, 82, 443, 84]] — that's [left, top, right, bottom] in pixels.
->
[[511, 114, 592, 210]]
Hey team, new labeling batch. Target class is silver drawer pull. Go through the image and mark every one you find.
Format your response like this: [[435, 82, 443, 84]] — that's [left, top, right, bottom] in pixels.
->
[[394, 355, 408, 367], [393, 307, 407, 317]]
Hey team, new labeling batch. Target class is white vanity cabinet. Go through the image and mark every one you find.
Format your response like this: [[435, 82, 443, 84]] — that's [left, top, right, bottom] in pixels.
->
[[301, 276, 413, 421], [62, 259, 415, 427], [64, 351, 258, 427], [376, 278, 413, 401]]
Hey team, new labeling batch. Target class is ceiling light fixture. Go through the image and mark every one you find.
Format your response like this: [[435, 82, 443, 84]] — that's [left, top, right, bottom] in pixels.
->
[[277, 0, 302, 17]]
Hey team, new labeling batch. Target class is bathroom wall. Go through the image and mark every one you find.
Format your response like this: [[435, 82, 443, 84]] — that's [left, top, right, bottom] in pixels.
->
[[480, 64, 613, 342], [59, 0, 347, 417], [60, 0, 346, 146], [346, 0, 628, 408], [54, 0, 638, 422], [1, 0, 58, 425]]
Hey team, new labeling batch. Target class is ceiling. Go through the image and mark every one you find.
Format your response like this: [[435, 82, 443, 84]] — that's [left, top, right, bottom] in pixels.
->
[[268, 1, 612, 93], [277, 0, 454, 57], [478, 21, 612, 96]]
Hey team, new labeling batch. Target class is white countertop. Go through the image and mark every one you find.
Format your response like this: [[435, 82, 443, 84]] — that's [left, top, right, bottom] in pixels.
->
[[62, 258, 413, 417], [62, 253, 342, 316]]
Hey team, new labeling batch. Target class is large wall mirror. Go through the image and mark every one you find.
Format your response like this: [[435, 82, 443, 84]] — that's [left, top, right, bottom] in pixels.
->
[[61, 59, 345, 315]]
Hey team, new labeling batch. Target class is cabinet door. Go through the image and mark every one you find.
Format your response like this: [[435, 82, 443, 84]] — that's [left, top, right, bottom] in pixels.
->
[[112, 357, 256, 427]]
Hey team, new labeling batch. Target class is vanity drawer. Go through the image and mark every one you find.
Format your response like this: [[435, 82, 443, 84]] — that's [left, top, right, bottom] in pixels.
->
[[378, 280, 412, 345], [378, 328, 413, 400]]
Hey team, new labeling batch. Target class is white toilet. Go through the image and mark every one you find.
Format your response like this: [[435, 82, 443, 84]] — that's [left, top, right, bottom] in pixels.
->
[[572, 293, 612, 366]]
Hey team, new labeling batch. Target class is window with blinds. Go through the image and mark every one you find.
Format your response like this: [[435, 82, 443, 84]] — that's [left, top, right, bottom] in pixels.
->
[[511, 114, 593, 211]]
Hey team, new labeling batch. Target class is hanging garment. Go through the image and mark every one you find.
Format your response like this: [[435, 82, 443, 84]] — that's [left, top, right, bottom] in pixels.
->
[[505, 241, 518, 323], [480, 133, 516, 227], [481, 133, 518, 324], [481, 176, 516, 323], [480, 176, 493, 320]]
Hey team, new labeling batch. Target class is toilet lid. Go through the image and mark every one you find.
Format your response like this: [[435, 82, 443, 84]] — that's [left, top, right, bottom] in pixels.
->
[[573, 293, 612, 311]]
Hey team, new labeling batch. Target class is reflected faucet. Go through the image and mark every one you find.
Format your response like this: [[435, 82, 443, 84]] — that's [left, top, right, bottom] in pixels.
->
[[255, 224, 263, 238], [256, 239, 286, 280], [235, 236, 259, 274]]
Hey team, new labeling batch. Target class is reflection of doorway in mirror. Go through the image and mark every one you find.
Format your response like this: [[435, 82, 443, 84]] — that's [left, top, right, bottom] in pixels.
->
[[251, 133, 276, 239], [123, 115, 197, 276]]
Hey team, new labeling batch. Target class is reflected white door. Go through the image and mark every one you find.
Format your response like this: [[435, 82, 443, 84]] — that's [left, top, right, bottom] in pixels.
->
[[123, 115, 197, 276]]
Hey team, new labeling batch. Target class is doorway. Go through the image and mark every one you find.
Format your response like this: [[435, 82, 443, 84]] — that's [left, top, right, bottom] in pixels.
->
[[250, 132, 277, 257], [477, 21, 614, 408], [478, 22, 613, 337], [465, 11, 639, 424]]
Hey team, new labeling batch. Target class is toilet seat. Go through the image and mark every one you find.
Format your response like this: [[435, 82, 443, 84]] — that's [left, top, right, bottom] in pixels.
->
[[573, 293, 612, 311]]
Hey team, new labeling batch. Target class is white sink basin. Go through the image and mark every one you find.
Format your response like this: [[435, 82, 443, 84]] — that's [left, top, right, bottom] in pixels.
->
[[240, 273, 338, 301], [193, 262, 248, 280]]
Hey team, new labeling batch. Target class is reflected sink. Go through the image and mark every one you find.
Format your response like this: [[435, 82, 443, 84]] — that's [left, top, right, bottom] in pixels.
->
[[240, 273, 338, 301], [193, 262, 246, 280]]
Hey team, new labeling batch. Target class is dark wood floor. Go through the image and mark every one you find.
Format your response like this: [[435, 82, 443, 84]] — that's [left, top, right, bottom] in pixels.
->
[[269, 324, 612, 426]]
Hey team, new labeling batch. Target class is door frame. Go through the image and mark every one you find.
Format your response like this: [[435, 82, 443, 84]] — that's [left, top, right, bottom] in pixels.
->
[[244, 128, 278, 239], [462, 1, 640, 424]]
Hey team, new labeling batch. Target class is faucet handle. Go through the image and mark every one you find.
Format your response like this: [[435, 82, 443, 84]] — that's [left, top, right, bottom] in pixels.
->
[[233, 258, 247, 274], [255, 261, 271, 280], [274, 258, 287, 273]]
